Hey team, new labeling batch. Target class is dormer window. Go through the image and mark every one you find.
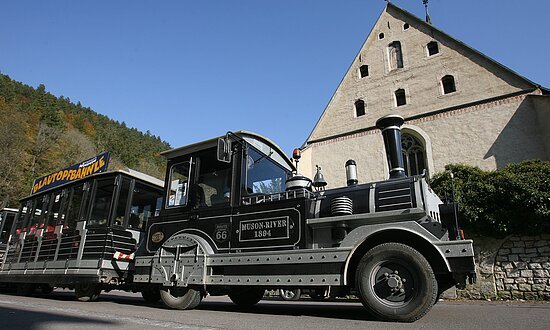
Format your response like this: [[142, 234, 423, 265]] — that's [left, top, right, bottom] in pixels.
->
[[354, 99, 366, 117], [359, 65, 369, 78], [395, 89, 406, 106], [441, 75, 456, 94], [388, 41, 403, 70], [427, 41, 439, 56]]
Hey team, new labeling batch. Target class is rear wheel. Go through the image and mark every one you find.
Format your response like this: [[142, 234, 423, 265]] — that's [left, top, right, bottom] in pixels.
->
[[228, 287, 265, 307], [160, 286, 202, 310], [141, 284, 161, 303], [38, 284, 54, 295], [75, 283, 101, 302], [279, 289, 301, 301], [355, 243, 437, 322], [309, 288, 327, 301]]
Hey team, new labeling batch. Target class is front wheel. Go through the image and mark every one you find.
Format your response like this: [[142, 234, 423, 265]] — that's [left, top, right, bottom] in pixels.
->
[[160, 286, 202, 310], [355, 243, 437, 322]]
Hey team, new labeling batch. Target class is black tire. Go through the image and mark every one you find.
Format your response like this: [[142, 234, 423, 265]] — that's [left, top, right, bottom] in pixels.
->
[[279, 289, 301, 301], [16, 283, 36, 296], [75, 283, 101, 302], [309, 288, 326, 301], [38, 284, 54, 295], [160, 286, 202, 310], [141, 284, 161, 303], [228, 287, 265, 307], [355, 243, 437, 322]]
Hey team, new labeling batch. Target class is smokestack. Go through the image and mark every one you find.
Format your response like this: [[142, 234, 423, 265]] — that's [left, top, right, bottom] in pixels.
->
[[376, 115, 406, 179]]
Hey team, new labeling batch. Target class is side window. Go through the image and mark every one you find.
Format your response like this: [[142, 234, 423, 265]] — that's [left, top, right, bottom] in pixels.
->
[[88, 179, 115, 227], [63, 184, 86, 230], [167, 161, 191, 208], [0, 212, 16, 243], [28, 195, 48, 235], [15, 201, 32, 235], [245, 148, 288, 195], [43, 191, 63, 232], [114, 177, 131, 227], [128, 182, 163, 230]]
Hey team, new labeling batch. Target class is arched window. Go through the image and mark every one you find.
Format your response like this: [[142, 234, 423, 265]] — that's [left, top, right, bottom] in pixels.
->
[[401, 134, 426, 176], [388, 41, 403, 70], [395, 89, 406, 107], [441, 75, 456, 94], [426, 41, 439, 56], [354, 99, 366, 117], [359, 65, 369, 78]]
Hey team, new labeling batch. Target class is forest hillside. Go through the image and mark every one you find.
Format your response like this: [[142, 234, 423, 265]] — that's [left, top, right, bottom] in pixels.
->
[[0, 73, 170, 207]]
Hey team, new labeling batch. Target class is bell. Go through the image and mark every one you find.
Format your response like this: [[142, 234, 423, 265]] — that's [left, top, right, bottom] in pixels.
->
[[313, 165, 327, 189]]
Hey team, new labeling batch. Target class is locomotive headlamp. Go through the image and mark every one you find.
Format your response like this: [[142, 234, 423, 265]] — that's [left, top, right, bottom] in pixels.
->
[[151, 231, 165, 243]]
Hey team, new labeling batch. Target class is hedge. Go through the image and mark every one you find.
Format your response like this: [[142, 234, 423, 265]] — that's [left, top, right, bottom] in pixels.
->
[[429, 160, 550, 237]]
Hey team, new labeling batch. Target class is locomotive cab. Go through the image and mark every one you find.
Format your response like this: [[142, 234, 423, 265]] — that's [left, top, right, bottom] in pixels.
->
[[146, 131, 308, 255]]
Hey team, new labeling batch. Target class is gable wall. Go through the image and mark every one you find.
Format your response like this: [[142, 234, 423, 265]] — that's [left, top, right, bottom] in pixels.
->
[[309, 6, 533, 142], [301, 5, 545, 188]]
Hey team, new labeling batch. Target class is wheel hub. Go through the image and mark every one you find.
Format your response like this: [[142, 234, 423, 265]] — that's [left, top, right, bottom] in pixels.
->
[[384, 271, 404, 292], [374, 265, 414, 303]]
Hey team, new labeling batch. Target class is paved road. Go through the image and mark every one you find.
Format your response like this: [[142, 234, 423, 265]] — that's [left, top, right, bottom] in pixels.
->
[[0, 290, 548, 329]]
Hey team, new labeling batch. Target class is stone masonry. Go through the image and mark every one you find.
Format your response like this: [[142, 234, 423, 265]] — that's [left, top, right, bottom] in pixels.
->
[[493, 235, 550, 300]]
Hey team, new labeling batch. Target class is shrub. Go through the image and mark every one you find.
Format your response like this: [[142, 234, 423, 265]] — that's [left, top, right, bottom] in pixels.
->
[[430, 160, 550, 237]]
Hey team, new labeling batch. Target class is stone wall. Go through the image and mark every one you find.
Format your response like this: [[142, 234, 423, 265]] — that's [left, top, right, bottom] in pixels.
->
[[494, 235, 550, 300], [455, 234, 550, 301]]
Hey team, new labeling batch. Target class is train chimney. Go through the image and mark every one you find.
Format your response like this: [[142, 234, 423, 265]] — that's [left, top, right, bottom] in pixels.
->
[[376, 115, 406, 179]]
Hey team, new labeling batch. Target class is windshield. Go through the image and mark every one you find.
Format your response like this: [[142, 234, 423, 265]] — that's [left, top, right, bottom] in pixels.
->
[[244, 147, 289, 195]]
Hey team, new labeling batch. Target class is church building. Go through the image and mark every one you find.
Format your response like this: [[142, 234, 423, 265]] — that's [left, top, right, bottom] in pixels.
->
[[300, 3, 549, 188]]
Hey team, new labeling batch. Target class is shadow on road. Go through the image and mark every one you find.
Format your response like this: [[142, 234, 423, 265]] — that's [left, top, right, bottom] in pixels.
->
[[0, 305, 116, 328]]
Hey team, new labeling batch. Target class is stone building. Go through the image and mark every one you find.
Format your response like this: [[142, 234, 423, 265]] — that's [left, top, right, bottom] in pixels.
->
[[300, 3, 549, 188]]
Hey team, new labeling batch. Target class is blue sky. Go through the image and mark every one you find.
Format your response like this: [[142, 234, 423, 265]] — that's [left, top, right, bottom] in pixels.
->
[[1, 0, 548, 156]]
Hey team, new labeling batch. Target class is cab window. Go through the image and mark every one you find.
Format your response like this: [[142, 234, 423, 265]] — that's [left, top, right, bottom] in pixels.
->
[[196, 150, 232, 208], [244, 147, 289, 195], [167, 160, 191, 208]]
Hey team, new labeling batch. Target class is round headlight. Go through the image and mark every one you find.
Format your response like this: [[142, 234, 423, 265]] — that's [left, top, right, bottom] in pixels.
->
[[151, 231, 164, 243]]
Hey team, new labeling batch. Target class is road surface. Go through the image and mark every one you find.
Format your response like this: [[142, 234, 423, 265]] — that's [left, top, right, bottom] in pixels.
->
[[0, 290, 548, 329]]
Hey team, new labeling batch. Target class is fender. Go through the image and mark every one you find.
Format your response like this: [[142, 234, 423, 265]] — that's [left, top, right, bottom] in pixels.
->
[[341, 221, 451, 286]]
